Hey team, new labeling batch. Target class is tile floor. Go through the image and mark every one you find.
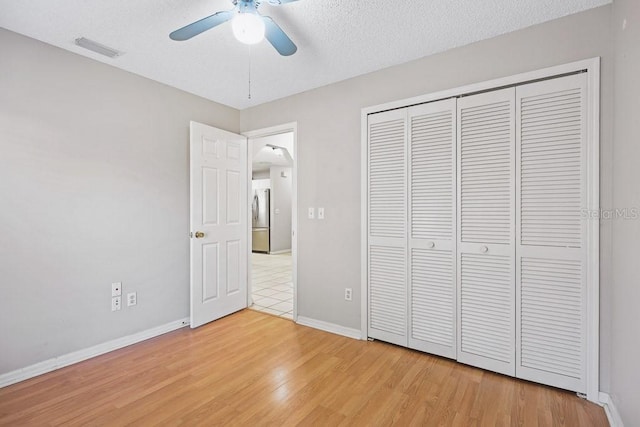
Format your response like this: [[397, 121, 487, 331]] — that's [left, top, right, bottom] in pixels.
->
[[250, 252, 293, 320]]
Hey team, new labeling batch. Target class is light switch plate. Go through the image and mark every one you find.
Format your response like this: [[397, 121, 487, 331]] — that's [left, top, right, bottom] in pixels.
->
[[308, 207, 315, 219]]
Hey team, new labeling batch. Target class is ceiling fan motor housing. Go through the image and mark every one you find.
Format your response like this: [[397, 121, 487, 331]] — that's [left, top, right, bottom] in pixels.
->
[[236, 0, 260, 14]]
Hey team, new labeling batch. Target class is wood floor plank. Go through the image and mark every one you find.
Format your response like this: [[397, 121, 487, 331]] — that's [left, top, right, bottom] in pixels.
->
[[0, 310, 608, 426]]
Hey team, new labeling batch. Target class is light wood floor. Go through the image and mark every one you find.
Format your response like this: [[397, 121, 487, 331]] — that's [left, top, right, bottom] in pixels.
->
[[0, 310, 607, 426]]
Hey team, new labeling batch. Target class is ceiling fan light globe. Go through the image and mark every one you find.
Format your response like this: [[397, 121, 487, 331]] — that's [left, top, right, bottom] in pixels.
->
[[232, 12, 265, 45]]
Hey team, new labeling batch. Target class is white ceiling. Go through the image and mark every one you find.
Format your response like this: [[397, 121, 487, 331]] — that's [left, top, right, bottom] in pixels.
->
[[0, 0, 610, 110]]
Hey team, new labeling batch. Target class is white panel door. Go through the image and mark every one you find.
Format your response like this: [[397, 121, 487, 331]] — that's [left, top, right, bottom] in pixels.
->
[[515, 74, 588, 392], [190, 121, 248, 328], [367, 108, 408, 347], [457, 88, 516, 376], [407, 99, 457, 358]]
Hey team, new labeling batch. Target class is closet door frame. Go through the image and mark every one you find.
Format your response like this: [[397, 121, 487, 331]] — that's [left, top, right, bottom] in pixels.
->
[[361, 57, 600, 402]]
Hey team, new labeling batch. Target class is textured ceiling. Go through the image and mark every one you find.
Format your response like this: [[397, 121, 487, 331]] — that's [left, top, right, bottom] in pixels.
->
[[0, 0, 610, 109]]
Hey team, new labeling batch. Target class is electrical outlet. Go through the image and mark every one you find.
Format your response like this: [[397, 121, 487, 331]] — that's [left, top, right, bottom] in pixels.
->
[[308, 207, 315, 219], [318, 207, 325, 220], [344, 288, 352, 301], [127, 292, 137, 307], [111, 282, 122, 297], [111, 296, 121, 311]]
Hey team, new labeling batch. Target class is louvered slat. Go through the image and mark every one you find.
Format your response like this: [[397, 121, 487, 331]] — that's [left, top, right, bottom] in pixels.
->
[[411, 110, 453, 239], [369, 245, 406, 337], [369, 117, 406, 238], [411, 249, 454, 347], [460, 253, 513, 362], [460, 100, 512, 244], [520, 257, 583, 378], [520, 87, 582, 248]]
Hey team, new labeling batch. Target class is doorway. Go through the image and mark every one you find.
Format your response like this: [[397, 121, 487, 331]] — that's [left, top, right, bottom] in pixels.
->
[[244, 124, 297, 320]]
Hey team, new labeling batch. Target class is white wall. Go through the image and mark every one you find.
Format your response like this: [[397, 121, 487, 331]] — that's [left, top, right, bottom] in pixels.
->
[[240, 5, 614, 389], [269, 167, 292, 253], [610, 0, 640, 423], [0, 29, 239, 375]]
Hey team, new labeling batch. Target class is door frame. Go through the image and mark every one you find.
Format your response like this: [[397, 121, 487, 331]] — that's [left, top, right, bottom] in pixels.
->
[[243, 122, 298, 321], [361, 57, 600, 402]]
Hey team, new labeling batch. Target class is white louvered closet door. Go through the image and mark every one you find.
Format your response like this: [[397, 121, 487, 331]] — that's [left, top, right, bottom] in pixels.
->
[[407, 99, 457, 358], [367, 109, 408, 347], [515, 73, 588, 393], [457, 88, 516, 376]]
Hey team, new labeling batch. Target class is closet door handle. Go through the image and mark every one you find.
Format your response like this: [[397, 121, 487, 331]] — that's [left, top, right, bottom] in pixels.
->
[[428, 241, 435, 248], [481, 245, 489, 253]]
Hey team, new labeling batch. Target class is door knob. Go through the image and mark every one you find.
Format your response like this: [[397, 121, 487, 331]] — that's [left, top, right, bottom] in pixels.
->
[[481, 245, 489, 253], [428, 241, 435, 248], [194, 231, 205, 239]]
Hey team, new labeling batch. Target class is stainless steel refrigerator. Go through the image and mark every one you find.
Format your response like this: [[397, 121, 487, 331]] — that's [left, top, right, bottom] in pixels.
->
[[252, 188, 270, 253]]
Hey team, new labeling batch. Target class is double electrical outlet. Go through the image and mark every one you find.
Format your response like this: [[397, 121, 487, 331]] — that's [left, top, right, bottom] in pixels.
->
[[111, 282, 137, 312]]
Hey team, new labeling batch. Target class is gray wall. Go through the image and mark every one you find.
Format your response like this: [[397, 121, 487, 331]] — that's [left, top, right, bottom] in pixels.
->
[[240, 5, 614, 388], [610, 0, 640, 422], [0, 29, 239, 374]]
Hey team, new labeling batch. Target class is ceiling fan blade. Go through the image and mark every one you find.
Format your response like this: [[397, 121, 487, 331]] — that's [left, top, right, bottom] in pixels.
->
[[262, 16, 297, 56], [170, 10, 234, 41], [265, 0, 300, 4]]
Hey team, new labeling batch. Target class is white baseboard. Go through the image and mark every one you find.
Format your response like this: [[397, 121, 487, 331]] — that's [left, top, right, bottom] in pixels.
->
[[0, 317, 190, 388], [269, 249, 292, 255], [599, 392, 624, 427], [296, 316, 362, 340]]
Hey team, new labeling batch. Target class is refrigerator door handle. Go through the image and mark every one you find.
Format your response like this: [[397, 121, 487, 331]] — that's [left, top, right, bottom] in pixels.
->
[[253, 194, 259, 222]]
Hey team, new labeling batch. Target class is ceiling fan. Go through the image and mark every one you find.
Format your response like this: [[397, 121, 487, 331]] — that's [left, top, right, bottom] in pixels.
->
[[170, 0, 299, 56]]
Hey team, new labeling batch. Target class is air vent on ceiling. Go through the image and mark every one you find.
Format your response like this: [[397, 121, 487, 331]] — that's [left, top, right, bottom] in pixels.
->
[[74, 37, 122, 58]]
